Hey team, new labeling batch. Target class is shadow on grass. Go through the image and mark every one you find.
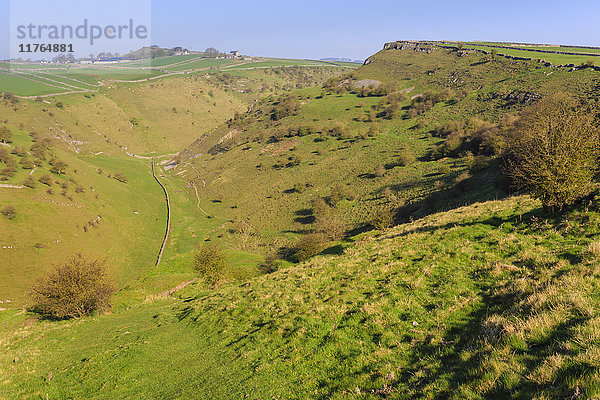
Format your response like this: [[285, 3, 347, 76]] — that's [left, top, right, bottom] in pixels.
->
[[391, 278, 593, 399], [319, 244, 345, 256], [26, 306, 69, 322]]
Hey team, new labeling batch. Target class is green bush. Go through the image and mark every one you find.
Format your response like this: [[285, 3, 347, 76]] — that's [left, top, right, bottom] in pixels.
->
[[0, 126, 12, 143], [1, 205, 16, 220], [38, 174, 53, 186], [113, 172, 128, 184], [438, 165, 451, 175], [49, 158, 67, 175], [329, 184, 355, 205], [507, 93, 600, 211], [328, 123, 352, 139], [314, 213, 346, 241], [23, 175, 36, 188], [371, 206, 394, 230], [259, 254, 282, 274], [398, 148, 416, 166], [193, 245, 226, 285], [0, 157, 17, 180], [295, 233, 327, 261], [20, 157, 34, 170], [31, 256, 115, 319], [271, 95, 301, 121]]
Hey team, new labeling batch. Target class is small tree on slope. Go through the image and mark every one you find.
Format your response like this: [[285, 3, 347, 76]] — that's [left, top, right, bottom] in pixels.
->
[[507, 93, 600, 212]]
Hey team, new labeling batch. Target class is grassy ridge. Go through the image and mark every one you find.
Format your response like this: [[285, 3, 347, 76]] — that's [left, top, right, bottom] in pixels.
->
[[176, 45, 600, 263], [438, 41, 600, 65]]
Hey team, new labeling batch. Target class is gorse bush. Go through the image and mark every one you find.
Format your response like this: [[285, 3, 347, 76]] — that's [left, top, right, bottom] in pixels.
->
[[314, 213, 346, 241], [506, 93, 600, 211], [375, 92, 408, 119], [430, 117, 510, 160], [31, 256, 115, 319], [271, 95, 301, 121], [1, 205, 16, 220], [398, 148, 416, 166], [49, 158, 67, 175], [371, 206, 395, 230], [328, 123, 352, 139], [193, 245, 226, 285], [328, 184, 355, 205], [38, 174, 53, 186], [295, 233, 327, 261], [113, 172, 128, 184], [407, 88, 455, 118], [0, 126, 12, 143]]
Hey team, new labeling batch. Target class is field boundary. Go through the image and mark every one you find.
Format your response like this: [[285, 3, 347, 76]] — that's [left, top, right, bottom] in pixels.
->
[[152, 158, 171, 266]]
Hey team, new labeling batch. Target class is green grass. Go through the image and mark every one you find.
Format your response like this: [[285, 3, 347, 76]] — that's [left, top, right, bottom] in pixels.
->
[[439, 41, 600, 66], [0, 72, 72, 96], [472, 41, 600, 55], [5, 196, 600, 398], [0, 142, 166, 305], [0, 61, 351, 307], [179, 44, 596, 256], [161, 58, 239, 72], [221, 59, 355, 70], [463, 45, 596, 65], [6, 41, 600, 399]]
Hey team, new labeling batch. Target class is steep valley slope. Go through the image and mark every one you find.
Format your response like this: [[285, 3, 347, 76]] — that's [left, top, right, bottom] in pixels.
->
[[3, 44, 600, 399]]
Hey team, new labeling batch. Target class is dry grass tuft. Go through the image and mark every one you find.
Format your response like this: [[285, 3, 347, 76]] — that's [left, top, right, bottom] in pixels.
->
[[588, 240, 600, 258]]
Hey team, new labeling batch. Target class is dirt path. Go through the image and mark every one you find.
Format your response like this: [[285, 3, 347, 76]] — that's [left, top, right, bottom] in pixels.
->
[[186, 162, 215, 195], [152, 159, 171, 266], [145, 278, 199, 301], [0, 184, 25, 189], [190, 182, 211, 216]]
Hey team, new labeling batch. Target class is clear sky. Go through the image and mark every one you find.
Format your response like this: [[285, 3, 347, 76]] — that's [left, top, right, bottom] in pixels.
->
[[2, 0, 600, 61]]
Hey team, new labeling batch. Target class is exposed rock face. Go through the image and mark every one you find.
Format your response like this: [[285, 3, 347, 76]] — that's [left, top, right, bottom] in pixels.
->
[[352, 79, 381, 89], [383, 41, 435, 54], [380, 40, 600, 71], [477, 90, 541, 106]]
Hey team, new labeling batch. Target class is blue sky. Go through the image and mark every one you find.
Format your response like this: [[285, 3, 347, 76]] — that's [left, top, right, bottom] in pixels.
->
[[2, 0, 600, 60]]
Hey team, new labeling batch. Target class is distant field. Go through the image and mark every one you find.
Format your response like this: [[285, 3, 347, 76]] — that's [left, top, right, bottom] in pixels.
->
[[221, 59, 350, 70], [161, 58, 239, 72], [0, 55, 357, 97], [441, 42, 600, 65], [472, 41, 600, 54], [0, 71, 72, 96]]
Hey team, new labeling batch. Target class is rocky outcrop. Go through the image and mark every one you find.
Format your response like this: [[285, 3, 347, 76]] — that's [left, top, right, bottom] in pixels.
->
[[381, 40, 600, 71], [477, 90, 541, 106], [383, 41, 436, 54]]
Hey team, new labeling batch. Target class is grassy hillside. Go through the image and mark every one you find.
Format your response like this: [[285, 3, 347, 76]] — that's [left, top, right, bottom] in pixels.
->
[[4, 195, 600, 398], [0, 99, 166, 305], [388, 40, 600, 66], [4, 42, 600, 399], [0, 63, 352, 307], [169, 43, 600, 265]]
